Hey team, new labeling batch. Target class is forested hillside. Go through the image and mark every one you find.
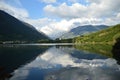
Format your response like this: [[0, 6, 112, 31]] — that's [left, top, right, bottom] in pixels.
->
[[74, 24, 120, 44]]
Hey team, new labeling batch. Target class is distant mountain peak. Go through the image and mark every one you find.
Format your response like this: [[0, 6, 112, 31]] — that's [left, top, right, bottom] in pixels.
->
[[59, 25, 109, 39]]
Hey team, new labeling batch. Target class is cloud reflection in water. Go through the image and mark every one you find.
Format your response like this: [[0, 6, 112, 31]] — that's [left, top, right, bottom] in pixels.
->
[[10, 46, 120, 80]]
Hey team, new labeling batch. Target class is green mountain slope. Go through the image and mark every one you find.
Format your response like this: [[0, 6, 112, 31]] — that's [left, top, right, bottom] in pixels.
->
[[74, 24, 120, 44], [0, 10, 49, 42]]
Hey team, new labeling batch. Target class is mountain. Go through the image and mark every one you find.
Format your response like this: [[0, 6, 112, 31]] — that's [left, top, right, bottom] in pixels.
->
[[0, 10, 49, 42], [74, 24, 120, 44], [60, 25, 109, 39]]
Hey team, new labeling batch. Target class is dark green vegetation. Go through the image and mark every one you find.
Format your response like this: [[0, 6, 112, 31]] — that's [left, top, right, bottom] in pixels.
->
[[0, 10, 49, 43], [73, 24, 120, 45], [32, 38, 73, 43], [112, 38, 120, 64], [54, 38, 73, 43]]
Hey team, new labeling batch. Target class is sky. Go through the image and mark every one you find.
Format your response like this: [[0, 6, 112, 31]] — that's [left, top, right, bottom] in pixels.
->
[[0, 0, 120, 39]]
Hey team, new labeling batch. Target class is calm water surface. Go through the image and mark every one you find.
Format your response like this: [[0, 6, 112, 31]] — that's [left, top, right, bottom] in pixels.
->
[[0, 44, 120, 80]]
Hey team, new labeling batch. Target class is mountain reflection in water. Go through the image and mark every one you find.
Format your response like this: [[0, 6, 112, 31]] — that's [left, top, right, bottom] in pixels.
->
[[5, 45, 120, 80]]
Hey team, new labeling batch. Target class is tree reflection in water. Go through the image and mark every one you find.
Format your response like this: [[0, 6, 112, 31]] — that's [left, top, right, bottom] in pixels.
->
[[112, 38, 120, 65]]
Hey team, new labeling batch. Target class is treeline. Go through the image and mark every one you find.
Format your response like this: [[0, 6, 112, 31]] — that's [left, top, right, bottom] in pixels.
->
[[0, 38, 73, 44], [37, 38, 73, 43]]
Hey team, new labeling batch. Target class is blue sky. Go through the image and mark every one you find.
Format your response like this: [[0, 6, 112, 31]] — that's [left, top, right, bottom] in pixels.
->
[[9, 0, 89, 19], [0, 0, 120, 39], [20, 0, 46, 19], [3, 0, 47, 19]]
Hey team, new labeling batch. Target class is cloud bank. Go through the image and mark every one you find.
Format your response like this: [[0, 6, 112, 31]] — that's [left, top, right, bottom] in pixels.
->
[[44, 0, 120, 22]]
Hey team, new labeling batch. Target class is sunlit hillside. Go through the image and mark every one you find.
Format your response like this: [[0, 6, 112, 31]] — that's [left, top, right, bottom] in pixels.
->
[[74, 24, 120, 44]]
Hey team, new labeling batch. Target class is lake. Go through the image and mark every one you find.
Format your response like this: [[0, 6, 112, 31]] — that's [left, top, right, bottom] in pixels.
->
[[0, 44, 120, 80]]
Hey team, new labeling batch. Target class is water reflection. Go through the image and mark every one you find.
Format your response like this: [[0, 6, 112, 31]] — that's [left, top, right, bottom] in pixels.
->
[[112, 38, 120, 64], [8, 45, 120, 80], [74, 44, 113, 58], [0, 45, 49, 80], [45, 67, 120, 80]]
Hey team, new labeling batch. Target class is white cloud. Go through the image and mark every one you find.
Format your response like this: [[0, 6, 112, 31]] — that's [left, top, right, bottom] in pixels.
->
[[104, 14, 120, 25], [40, 18, 103, 39], [40, 19, 75, 39], [40, 20, 68, 39], [44, 0, 120, 19], [25, 18, 54, 30], [117, 13, 120, 18], [44, 3, 88, 19], [68, 0, 79, 3], [6, 0, 22, 7], [0, 0, 29, 20], [40, 0, 56, 3]]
